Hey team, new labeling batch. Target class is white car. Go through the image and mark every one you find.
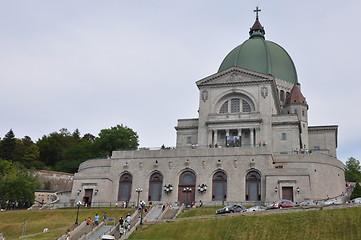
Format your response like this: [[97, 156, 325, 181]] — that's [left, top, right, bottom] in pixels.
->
[[350, 197, 361, 204], [247, 205, 267, 212], [101, 235, 115, 240], [324, 199, 342, 205]]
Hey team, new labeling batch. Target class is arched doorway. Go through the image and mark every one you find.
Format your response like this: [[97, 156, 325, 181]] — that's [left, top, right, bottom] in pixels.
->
[[118, 173, 132, 201], [246, 171, 261, 201], [178, 171, 196, 206], [212, 171, 227, 201], [148, 172, 163, 201]]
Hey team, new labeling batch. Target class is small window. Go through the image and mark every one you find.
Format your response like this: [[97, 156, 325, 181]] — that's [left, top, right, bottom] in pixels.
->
[[187, 137, 192, 144], [280, 90, 285, 102], [294, 109, 297, 114], [281, 133, 286, 140], [302, 110, 305, 116]]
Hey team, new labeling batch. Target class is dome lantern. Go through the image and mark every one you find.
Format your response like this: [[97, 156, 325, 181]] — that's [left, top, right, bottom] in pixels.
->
[[249, 7, 265, 39]]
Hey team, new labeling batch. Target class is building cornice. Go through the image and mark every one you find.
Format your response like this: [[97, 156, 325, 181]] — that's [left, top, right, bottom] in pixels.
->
[[196, 67, 274, 88]]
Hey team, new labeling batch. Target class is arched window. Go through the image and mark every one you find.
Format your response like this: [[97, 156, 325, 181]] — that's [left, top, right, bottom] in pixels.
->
[[246, 171, 261, 201], [212, 171, 227, 201], [178, 171, 196, 205], [118, 173, 132, 201], [219, 97, 253, 114], [280, 90, 285, 102], [148, 172, 163, 201]]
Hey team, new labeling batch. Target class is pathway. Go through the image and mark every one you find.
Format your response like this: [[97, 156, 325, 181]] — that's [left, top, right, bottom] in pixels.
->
[[87, 225, 113, 240]]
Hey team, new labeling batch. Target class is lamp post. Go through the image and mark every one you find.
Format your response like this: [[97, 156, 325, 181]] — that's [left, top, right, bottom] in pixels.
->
[[136, 188, 143, 209], [140, 200, 146, 225], [197, 184, 207, 194], [163, 184, 173, 194], [75, 201, 82, 225], [183, 187, 192, 207]]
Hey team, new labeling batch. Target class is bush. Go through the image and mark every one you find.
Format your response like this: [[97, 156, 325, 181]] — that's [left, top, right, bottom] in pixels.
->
[[350, 182, 361, 199]]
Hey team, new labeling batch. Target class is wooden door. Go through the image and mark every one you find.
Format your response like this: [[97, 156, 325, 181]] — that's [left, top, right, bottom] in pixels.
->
[[282, 187, 293, 201]]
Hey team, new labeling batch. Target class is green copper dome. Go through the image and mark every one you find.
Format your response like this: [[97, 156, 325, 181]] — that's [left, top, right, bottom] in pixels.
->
[[218, 17, 298, 84]]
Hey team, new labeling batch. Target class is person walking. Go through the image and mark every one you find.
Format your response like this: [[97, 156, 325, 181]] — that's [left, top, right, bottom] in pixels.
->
[[123, 221, 129, 234], [119, 216, 124, 226], [126, 214, 131, 224], [94, 213, 100, 225]]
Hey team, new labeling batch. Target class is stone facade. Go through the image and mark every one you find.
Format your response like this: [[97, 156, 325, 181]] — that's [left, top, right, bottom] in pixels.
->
[[70, 15, 345, 207]]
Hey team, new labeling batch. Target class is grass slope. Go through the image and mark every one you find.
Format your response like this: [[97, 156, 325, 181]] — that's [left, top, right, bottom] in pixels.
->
[[177, 207, 220, 218], [130, 207, 361, 240], [0, 208, 132, 240]]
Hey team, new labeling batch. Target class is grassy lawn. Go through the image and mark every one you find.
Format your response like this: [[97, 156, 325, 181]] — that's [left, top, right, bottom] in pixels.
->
[[177, 206, 220, 218], [0, 208, 133, 240], [130, 207, 361, 240]]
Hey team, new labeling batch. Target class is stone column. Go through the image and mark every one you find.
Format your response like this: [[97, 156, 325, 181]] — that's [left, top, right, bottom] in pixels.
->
[[208, 129, 213, 147], [238, 129, 242, 147], [225, 129, 230, 147], [214, 130, 218, 146], [250, 128, 254, 147]]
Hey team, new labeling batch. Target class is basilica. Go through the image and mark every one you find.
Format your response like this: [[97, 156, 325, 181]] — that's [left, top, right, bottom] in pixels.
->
[[70, 11, 345, 207]]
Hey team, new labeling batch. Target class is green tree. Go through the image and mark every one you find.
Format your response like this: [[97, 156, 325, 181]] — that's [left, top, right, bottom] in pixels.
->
[[0, 129, 16, 161], [345, 157, 361, 182], [350, 182, 361, 199], [14, 136, 43, 169], [0, 159, 40, 209], [95, 124, 139, 156], [82, 133, 96, 142], [55, 141, 99, 173], [36, 129, 81, 167]]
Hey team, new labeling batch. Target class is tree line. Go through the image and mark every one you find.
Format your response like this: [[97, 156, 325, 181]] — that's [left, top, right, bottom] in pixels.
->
[[344, 157, 361, 199], [0, 124, 138, 209], [0, 124, 139, 173]]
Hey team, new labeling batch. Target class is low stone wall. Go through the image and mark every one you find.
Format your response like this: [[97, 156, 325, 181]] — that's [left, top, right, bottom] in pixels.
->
[[31, 170, 74, 191]]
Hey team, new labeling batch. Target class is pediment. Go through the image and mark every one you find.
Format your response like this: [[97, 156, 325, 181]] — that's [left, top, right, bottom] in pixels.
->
[[196, 67, 274, 88]]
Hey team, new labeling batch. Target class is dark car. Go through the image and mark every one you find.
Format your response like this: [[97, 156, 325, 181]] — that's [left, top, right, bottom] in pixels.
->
[[268, 200, 295, 209], [295, 200, 315, 207], [216, 204, 246, 214]]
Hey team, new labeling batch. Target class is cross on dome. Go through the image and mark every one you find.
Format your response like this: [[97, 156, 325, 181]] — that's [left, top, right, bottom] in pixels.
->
[[254, 7, 261, 19]]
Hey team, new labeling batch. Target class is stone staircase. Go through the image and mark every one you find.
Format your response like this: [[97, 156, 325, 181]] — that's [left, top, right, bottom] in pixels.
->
[[159, 207, 178, 220], [70, 224, 94, 240]]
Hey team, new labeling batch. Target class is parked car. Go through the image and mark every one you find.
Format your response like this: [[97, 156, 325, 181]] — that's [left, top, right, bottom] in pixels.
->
[[295, 200, 315, 207], [216, 204, 246, 214], [101, 235, 115, 240], [324, 199, 341, 205], [247, 205, 267, 212], [350, 197, 361, 204], [268, 200, 295, 209]]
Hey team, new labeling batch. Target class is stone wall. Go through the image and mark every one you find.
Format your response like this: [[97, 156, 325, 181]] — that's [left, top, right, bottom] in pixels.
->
[[31, 170, 74, 191]]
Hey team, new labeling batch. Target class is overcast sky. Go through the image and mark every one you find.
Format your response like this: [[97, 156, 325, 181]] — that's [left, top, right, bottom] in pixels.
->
[[1, 1, 360, 163]]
